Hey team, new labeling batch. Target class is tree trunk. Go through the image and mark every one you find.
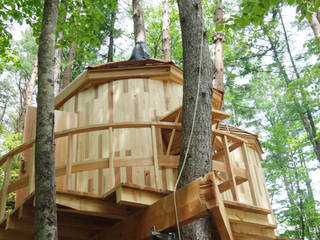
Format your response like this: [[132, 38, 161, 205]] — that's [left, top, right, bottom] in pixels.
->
[[62, 41, 76, 89], [18, 57, 38, 132], [177, 0, 214, 239], [53, 32, 63, 95], [162, 0, 171, 60], [108, 1, 117, 62], [309, 12, 320, 38], [132, 0, 146, 43], [35, 0, 59, 239], [213, 0, 225, 93]]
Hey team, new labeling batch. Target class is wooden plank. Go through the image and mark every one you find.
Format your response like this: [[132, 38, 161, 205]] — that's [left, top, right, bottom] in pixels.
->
[[28, 145, 35, 194], [65, 134, 73, 190], [0, 141, 34, 167], [166, 110, 181, 156], [224, 200, 272, 215], [109, 127, 115, 187], [222, 135, 239, 201], [241, 144, 258, 206], [116, 186, 162, 207], [0, 158, 12, 220], [209, 174, 234, 240], [151, 126, 161, 189], [218, 176, 248, 193], [54, 121, 181, 139], [213, 129, 248, 144], [56, 192, 127, 220], [99, 174, 215, 240]]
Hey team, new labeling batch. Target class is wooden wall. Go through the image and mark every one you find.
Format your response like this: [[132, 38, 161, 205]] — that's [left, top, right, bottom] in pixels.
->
[[59, 78, 183, 194]]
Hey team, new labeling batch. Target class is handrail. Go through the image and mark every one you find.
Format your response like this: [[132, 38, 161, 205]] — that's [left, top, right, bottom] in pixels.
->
[[0, 121, 248, 206], [0, 121, 181, 167], [0, 121, 247, 168]]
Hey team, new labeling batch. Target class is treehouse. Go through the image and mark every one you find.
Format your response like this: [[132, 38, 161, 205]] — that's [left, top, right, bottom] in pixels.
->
[[0, 59, 292, 240]]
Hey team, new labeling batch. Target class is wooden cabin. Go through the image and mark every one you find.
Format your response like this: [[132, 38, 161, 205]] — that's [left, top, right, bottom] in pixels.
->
[[0, 59, 292, 239]]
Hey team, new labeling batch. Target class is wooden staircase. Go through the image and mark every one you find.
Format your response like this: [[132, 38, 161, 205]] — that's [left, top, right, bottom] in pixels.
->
[[223, 200, 277, 240]]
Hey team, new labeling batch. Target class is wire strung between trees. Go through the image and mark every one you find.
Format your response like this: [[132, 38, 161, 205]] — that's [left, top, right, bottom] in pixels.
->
[[173, 13, 205, 240]]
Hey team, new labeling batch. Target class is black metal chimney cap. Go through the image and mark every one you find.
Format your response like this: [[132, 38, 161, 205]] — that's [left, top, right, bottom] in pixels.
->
[[129, 41, 152, 61]]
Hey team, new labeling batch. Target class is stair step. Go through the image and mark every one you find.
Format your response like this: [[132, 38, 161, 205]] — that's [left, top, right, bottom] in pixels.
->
[[224, 200, 272, 215], [231, 221, 276, 239], [226, 207, 272, 227], [233, 232, 276, 240]]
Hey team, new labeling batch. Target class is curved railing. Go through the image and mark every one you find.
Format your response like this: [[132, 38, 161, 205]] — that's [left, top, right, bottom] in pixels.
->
[[0, 121, 250, 220]]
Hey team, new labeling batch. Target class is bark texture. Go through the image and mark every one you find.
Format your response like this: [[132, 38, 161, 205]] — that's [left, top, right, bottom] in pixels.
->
[[107, 8, 116, 62], [62, 41, 76, 89], [53, 31, 63, 96], [18, 57, 38, 132], [177, 0, 214, 239], [35, 0, 59, 239], [213, 0, 225, 92], [162, 0, 171, 60], [309, 11, 320, 38], [132, 0, 146, 43]]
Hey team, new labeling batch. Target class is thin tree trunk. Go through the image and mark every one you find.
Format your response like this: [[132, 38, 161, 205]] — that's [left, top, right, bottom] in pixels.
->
[[53, 32, 63, 95], [162, 0, 171, 60], [35, 0, 59, 239], [62, 41, 76, 89], [0, 101, 8, 125], [177, 0, 214, 239], [132, 0, 146, 43], [108, 2, 117, 62], [18, 57, 38, 132], [264, 15, 320, 164], [213, 0, 225, 93], [309, 12, 320, 38]]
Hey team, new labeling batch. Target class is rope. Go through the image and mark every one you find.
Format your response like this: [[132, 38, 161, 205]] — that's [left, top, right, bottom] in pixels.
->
[[173, 15, 205, 240]]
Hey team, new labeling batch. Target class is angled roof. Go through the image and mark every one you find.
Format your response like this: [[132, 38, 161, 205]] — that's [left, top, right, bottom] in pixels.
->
[[54, 59, 183, 109]]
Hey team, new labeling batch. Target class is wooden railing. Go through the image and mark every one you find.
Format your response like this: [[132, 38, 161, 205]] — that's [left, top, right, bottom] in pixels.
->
[[0, 121, 257, 221]]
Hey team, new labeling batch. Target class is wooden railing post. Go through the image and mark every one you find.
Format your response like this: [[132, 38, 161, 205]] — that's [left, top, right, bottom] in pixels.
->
[[166, 111, 181, 156], [222, 136, 239, 201], [151, 125, 161, 189], [0, 158, 12, 220], [65, 134, 74, 190], [28, 144, 35, 195], [109, 127, 115, 187], [241, 143, 258, 206]]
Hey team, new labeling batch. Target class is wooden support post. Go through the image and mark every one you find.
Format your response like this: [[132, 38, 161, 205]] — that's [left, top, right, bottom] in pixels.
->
[[109, 127, 115, 187], [151, 125, 161, 189], [0, 158, 12, 220], [241, 143, 258, 206], [65, 134, 73, 190], [209, 174, 234, 240], [222, 135, 239, 201], [28, 145, 35, 195], [166, 111, 181, 156]]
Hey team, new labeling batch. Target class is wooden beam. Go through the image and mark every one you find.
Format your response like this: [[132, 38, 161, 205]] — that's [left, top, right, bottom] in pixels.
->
[[0, 158, 12, 220], [116, 186, 163, 207], [0, 229, 33, 240], [97, 173, 219, 240], [151, 126, 161, 189], [166, 110, 181, 156], [28, 145, 35, 194], [109, 127, 115, 187], [65, 134, 73, 190], [222, 136, 239, 201], [208, 174, 234, 240], [212, 129, 248, 144], [56, 192, 127, 220], [241, 144, 258, 206], [218, 176, 248, 193]]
